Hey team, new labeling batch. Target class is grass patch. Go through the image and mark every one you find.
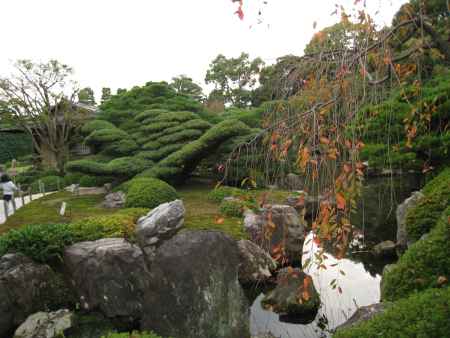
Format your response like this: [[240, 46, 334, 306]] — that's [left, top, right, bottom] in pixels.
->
[[0, 192, 115, 235]]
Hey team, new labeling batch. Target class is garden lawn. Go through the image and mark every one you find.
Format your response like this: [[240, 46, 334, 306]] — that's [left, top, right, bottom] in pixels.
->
[[0, 192, 113, 235]]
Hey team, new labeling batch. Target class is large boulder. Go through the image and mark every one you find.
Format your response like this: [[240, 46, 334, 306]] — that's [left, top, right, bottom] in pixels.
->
[[14, 310, 74, 338], [335, 303, 386, 332], [141, 230, 249, 338], [396, 191, 424, 253], [135, 199, 184, 258], [237, 239, 277, 285], [63, 238, 151, 321], [0, 254, 66, 337], [244, 205, 306, 263], [261, 268, 320, 324]]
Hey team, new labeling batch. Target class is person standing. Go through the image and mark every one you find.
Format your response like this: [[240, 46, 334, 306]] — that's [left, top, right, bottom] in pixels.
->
[[1, 174, 18, 215]]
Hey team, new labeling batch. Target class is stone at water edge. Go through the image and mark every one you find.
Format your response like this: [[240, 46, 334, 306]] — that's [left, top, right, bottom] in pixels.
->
[[141, 230, 249, 338], [261, 268, 320, 324], [372, 240, 397, 258], [63, 238, 151, 320], [102, 191, 126, 208], [396, 191, 424, 254], [135, 199, 184, 258], [244, 205, 306, 263], [334, 303, 387, 331], [237, 239, 277, 285], [13, 310, 74, 338], [0, 254, 68, 337]]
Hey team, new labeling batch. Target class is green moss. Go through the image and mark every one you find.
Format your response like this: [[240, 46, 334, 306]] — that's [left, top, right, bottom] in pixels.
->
[[125, 177, 178, 209], [382, 207, 450, 301], [405, 167, 450, 240], [207, 186, 248, 203], [334, 287, 450, 338]]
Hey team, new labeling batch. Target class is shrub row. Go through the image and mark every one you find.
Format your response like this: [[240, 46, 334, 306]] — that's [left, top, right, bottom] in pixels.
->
[[0, 208, 147, 263]]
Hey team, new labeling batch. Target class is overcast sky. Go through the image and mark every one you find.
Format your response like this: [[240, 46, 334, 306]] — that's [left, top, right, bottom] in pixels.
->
[[0, 0, 407, 99]]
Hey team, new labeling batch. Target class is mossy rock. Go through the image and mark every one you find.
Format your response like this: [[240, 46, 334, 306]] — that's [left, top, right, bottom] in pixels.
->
[[405, 167, 450, 241], [125, 178, 178, 209], [381, 206, 450, 301], [262, 269, 320, 323], [334, 287, 450, 338]]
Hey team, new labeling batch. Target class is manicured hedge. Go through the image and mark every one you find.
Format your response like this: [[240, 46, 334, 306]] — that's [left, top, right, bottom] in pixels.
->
[[125, 177, 178, 209], [31, 175, 65, 193], [81, 120, 116, 135], [0, 208, 147, 263], [334, 287, 450, 338], [405, 167, 450, 241], [381, 206, 450, 301]]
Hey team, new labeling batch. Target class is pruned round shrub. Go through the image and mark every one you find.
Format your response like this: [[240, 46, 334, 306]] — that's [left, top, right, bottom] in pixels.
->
[[381, 206, 450, 301], [81, 120, 116, 135], [125, 178, 178, 209], [405, 167, 450, 241], [334, 287, 450, 338]]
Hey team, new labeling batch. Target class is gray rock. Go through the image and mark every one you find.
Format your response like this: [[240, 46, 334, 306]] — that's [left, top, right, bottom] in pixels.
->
[[237, 239, 277, 285], [283, 173, 303, 190], [63, 238, 150, 320], [0, 254, 65, 337], [372, 240, 397, 258], [135, 199, 184, 258], [14, 309, 74, 338], [244, 205, 306, 263], [335, 303, 386, 331], [261, 268, 320, 323], [396, 191, 424, 252], [380, 264, 396, 293], [141, 230, 249, 338], [102, 191, 126, 208]]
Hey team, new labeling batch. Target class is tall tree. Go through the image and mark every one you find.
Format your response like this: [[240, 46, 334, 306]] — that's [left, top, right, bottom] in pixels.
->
[[0, 60, 89, 173], [78, 87, 96, 105], [205, 52, 264, 107], [170, 75, 203, 100]]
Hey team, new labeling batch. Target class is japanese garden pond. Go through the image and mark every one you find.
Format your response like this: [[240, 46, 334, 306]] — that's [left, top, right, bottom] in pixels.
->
[[250, 173, 423, 338]]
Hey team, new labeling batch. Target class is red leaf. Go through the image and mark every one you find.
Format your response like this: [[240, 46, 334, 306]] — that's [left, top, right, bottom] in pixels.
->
[[235, 6, 244, 20], [336, 192, 346, 210]]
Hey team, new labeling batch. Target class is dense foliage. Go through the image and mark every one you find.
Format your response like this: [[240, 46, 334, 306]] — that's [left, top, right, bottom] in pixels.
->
[[125, 177, 178, 209], [405, 167, 450, 241], [334, 287, 450, 338], [359, 73, 450, 171], [0, 131, 33, 163], [102, 331, 169, 338], [381, 206, 450, 301]]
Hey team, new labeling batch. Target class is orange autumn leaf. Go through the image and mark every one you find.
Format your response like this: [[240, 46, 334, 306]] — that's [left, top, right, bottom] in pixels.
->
[[336, 192, 346, 210], [215, 217, 225, 224]]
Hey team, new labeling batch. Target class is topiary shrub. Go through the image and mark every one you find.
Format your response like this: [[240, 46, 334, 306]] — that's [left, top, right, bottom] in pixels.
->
[[0, 223, 74, 263], [125, 178, 178, 209], [31, 175, 65, 193], [81, 120, 116, 135], [334, 287, 450, 338], [64, 172, 83, 185], [381, 206, 450, 301], [79, 175, 113, 187], [0, 208, 147, 263], [405, 167, 450, 241]]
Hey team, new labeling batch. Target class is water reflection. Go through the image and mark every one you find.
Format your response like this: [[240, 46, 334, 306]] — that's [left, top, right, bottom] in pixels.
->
[[250, 232, 381, 338]]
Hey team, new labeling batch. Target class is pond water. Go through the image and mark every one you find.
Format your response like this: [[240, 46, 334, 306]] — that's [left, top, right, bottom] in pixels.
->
[[250, 174, 422, 338], [250, 232, 381, 338]]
